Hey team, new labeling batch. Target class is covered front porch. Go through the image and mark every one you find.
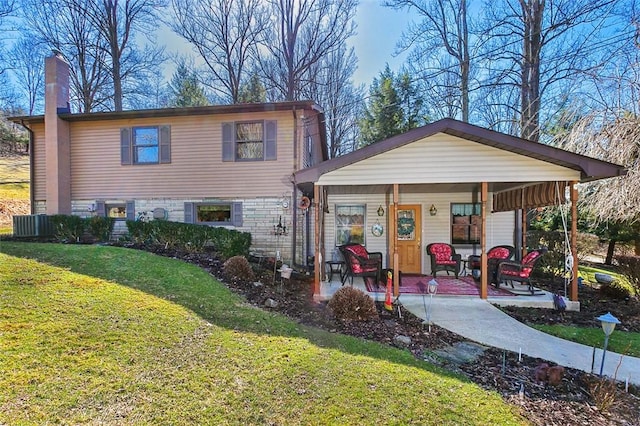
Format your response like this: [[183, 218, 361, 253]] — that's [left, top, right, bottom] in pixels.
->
[[316, 273, 581, 311], [293, 119, 625, 304]]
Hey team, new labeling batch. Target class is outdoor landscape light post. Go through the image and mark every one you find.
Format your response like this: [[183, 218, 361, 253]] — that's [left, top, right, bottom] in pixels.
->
[[597, 312, 621, 376], [426, 279, 439, 332]]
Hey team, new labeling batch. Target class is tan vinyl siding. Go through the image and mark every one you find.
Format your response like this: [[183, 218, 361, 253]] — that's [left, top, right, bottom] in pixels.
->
[[318, 133, 582, 185], [68, 111, 297, 199], [31, 122, 46, 201]]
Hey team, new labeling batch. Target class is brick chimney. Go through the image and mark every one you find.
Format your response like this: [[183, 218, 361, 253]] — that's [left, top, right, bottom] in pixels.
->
[[44, 52, 71, 214]]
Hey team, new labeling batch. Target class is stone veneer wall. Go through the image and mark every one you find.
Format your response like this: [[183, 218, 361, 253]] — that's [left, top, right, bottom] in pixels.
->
[[51, 198, 302, 263]]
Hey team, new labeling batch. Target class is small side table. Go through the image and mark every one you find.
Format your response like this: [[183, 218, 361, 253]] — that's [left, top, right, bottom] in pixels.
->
[[325, 261, 345, 283]]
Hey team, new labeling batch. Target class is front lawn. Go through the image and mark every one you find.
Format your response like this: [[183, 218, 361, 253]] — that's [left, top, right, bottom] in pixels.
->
[[0, 243, 525, 425], [533, 325, 640, 358]]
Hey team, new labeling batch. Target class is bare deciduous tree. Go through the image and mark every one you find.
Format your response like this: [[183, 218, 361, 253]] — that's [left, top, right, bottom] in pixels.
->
[[481, 0, 627, 141], [302, 44, 363, 157], [385, 0, 472, 122], [169, 0, 268, 103], [560, 112, 640, 224], [259, 0, 358, 101], [82, 0, 167, 111], [21, 0, 111, 112], [7, 35, 46, 114]]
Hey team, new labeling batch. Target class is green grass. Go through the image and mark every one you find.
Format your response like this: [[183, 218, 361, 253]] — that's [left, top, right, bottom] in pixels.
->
[[0, 242, 525, 425], [579, 264, 626, 285], [532, 325, 640, 357], [0, 182, 29, 199]]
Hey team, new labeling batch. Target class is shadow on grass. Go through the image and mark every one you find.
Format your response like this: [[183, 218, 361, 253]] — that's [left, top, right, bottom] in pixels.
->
[[0, 241, 466, 381]]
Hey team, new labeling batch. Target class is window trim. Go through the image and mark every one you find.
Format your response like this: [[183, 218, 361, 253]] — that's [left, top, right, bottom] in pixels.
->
[[222, 120, 277, 162], [450, 202, 481, 245], [335, 204, 366, 246], [184, 201, 243, 227], [121, 125, 171, 165], [234, 120, 264, 161]]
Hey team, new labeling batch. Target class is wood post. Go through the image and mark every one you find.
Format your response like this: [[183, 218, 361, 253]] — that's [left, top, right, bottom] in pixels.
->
[[480, 182, 488, 299], [570, 181, 578, 301]]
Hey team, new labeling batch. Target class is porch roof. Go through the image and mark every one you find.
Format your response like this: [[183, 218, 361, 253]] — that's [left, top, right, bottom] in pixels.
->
[[293, 119, 625, 193]]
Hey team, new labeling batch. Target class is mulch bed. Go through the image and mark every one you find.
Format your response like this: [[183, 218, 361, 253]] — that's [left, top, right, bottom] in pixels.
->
[[141, 246, 640, 425]]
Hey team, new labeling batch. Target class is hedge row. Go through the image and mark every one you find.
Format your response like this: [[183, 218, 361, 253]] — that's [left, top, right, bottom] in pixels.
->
[[48, 215, 251, 259], [50, 215, 114, 243], [125, 220, 251, 258]]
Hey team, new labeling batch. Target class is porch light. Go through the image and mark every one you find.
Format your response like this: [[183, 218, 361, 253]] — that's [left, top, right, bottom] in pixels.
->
[[597, 312, 620, 376], [377, 205, 385, 216], [429, 204, 437, 216]]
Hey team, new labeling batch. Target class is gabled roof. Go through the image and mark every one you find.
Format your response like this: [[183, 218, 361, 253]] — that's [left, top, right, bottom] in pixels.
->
[[294, 118, 625, 184]]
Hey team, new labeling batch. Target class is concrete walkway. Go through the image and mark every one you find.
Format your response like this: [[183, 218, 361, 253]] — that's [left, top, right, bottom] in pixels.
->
[[400, 295, 640, 386]]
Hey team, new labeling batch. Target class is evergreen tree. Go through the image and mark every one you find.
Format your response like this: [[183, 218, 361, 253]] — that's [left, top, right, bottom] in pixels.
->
[[238, 73, 266, 103], [168, 62, 209, 108], [359, 65, 425, 146]]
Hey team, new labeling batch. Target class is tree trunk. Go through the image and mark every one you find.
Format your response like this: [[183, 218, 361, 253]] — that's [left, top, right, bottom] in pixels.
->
[[605, 239, 616, 265], [519, 0, 543, 142]]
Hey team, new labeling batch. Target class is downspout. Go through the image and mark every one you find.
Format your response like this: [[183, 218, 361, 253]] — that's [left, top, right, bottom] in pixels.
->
[[21, 120, 36, 214], [291, 108, 298, 267]]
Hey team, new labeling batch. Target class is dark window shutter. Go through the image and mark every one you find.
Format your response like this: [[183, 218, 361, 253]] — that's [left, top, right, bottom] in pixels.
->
[[159, 125, 171, 163], [184, 202, 194, 223], [95, 201, 106, 217], [126, 200, 135, 221], [265, 120, 277, 160], [232, 202, 243, 227], [121, 128, 132, 165], [222, 122, 234, 161]]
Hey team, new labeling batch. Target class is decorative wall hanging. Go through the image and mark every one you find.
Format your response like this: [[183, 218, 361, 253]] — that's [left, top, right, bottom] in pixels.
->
[[299, 196, 310, 210], [371, 221, 383, 237]]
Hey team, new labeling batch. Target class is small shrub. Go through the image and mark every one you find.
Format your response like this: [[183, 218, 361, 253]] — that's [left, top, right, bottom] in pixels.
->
[[328, 286, 378, 321], [223, 256, 255, 282], [615, 255, 640, 296], [50, 214, 86, 243], [587, 376, 619, 413], [576, 232, 600, 262], [599, 280, 632, 300], [86, 216, 115, 242]]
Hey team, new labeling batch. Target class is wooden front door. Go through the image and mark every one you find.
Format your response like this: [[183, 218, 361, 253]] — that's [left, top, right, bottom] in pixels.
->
[[397, 204, 422, 274]]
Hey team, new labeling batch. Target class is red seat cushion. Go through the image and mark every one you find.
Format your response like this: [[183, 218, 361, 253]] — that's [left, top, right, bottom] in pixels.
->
[[345, 245, 369, 259], [344, 245, 375, 274], [430, 244, 453, 263], [488, 247, 511, 260], [522, 250, 541, 265]]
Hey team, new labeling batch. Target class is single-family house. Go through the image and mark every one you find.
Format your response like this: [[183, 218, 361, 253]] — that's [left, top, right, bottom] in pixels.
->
[[11, 53, 626, 305]]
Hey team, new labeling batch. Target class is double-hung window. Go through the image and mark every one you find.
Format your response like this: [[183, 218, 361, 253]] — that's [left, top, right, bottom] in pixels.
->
[[222, 120, 277, 161], [121, 125, 171, 165]]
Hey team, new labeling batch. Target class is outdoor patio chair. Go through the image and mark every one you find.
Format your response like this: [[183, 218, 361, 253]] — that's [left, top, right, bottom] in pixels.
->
[[468, 245, 515, 283], [338, 243, 383, 287], [426, 242, 462, 279], [496, 248, 548, 294]]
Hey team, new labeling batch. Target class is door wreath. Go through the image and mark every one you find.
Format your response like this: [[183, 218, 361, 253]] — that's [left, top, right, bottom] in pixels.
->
[[397, 217, 415, 236]]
